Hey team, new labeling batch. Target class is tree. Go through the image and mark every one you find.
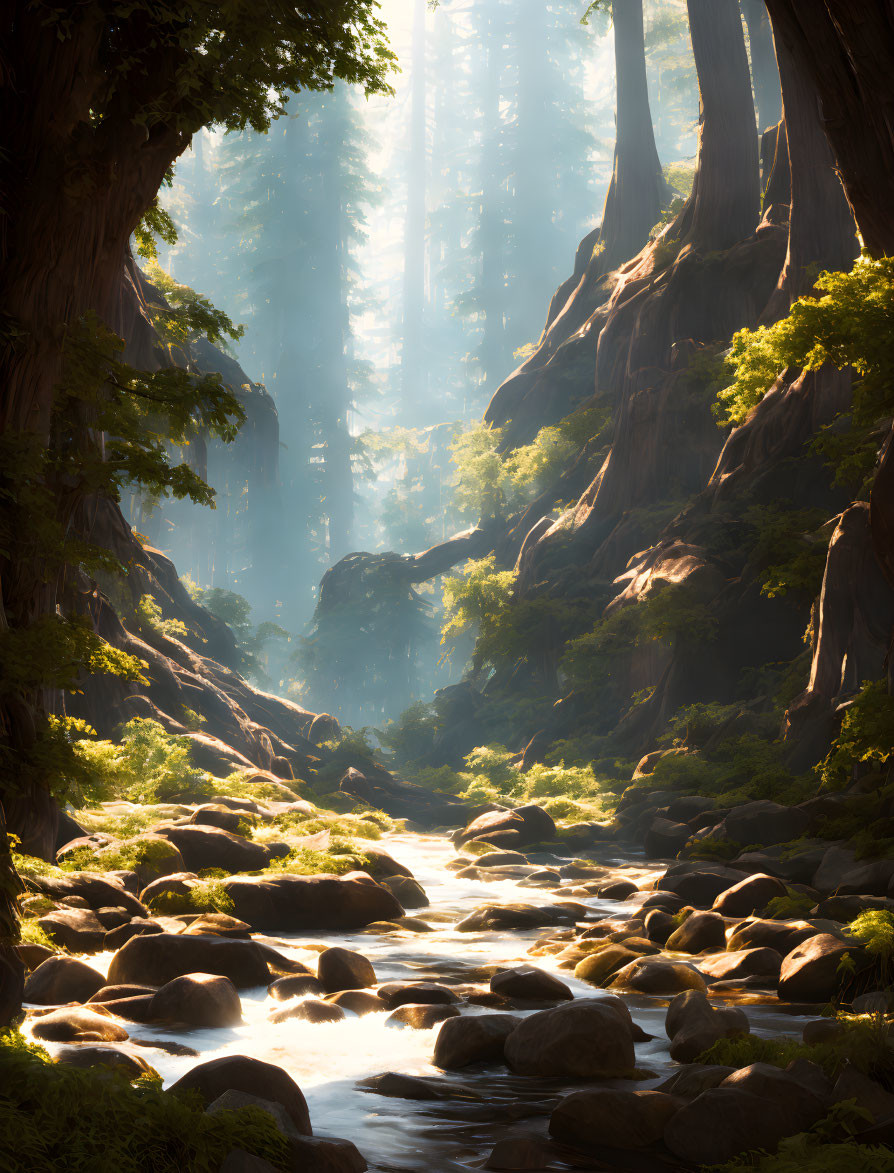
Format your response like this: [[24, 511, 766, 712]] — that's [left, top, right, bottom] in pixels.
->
[[0, 0, 394, 1022], [760, 3, 894, 626], [740, 0, 782, 132], [400, 0, 428, 409]]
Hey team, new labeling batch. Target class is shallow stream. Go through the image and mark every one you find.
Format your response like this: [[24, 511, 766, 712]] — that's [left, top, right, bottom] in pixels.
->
[[26, 833, 814, 1171]]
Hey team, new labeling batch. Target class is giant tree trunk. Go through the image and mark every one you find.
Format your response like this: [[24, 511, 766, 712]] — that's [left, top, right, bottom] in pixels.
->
[[761, 21, 858, 321], [484, 0, 666, 440], [762, 2, 894, 639], [741, 0, 782, 131], [677, 0, 760, 252]]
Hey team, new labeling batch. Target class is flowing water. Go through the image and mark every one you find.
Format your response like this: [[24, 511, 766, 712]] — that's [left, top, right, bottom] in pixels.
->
[[25, 833, 815, 1171]]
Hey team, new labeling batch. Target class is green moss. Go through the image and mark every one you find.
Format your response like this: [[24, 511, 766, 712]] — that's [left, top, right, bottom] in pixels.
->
[[714, 1138, 894, 1172], [698, 1017, 894, 1086], [764, 890, 816, 920], [18, 921, 60, 953], [0, 1029, 290, 1172]]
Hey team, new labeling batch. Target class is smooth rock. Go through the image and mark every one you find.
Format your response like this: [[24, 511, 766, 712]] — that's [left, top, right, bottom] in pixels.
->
[[433, 1014, 521, 1069], [550, 1088, 680, 1150], [108, 932, 269, 989], [23, 955, 105, 1005], [609, 957, 707, 996], [574, 945, 640, 987], [666, 990, 749, 1063], [269, 975, 325, 1000], [148, 973, 242, 1028], [223, 874, 403, 931], [504, 999, 635, 1078], [385, 1003, 461, 1029], [325, 990, 383, 1015], [36, 908, 107, 952], [489, 965, 572, 1003], [168, 1054, 312, 1133], [270, 998, 346, 1025], [778, 933, 863, 1002], [55, 1045, 157, 1079], [31, 1007, 130, 1042], [317, 947, 376, 993], [152, 824, 268, 873], [376, 982, 459, 1009], [665, 910, 727, 954], [699, 948, 782, 983], [663, 1087, 794, 1165], [713, 873, 787, 917]]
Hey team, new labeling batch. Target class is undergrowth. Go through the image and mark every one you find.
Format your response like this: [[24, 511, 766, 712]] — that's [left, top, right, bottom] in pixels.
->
[[0, 1030, 290, 1173]]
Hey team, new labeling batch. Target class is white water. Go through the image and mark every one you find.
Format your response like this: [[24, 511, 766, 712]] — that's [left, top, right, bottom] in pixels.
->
[[26, 833, 814, 1171]]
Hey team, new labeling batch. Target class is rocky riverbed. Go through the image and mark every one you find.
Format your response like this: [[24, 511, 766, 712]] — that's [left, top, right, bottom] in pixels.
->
[[15, 797, 894, 1172]]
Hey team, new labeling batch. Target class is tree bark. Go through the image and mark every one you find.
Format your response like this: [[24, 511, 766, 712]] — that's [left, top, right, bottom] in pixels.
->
[[595, 0, 669, 275], [761, 2, 894, 597], [678, 0, 760, 252], [761, 20, 858, 321], [741, 0, 782, 131]]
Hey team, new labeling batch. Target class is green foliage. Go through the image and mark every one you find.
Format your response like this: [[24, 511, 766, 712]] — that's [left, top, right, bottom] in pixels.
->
[[18, 920, 59, 953], [449, 424, 510, 522], [848, 911, 894, 985], [714, 255, 894, 484], [698, 1016, 894, 1086], [136, 594, 189, 641], [441, 556, 517, 651], [66, 718, 214, 808], [0, 1029, 290, 1172], [663, 159, 696, 198], [712, 1137, 894, 1172], [764, 890, 816, 920], [562, 583, 719, 707], [818, 680, 894, 789], [268, 808, 386, 841], [743, 504, 829, 600], [147, 879, 235, 916], [142, 263, 244, 352]]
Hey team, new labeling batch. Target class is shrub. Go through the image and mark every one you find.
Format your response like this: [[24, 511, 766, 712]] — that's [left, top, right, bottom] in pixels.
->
[[0, 1029, 290, 1172], [818, 680, 894, 790]]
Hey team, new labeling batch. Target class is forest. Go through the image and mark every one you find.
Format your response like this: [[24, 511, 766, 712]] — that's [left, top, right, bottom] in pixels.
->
[[3, 1, 894, 1170]]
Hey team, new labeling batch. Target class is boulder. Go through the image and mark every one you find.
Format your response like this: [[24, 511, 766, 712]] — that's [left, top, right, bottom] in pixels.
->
[[24, 871, 148, 918], [108, 933, 270, 989], [167, 1054, 312, 1134], [148, 973, 242, 1028], [574, 946, 640, 986], [207, 1090, 299, 1138], [270, 998, 345, 1025], [596, 879, 638, 900], [665, 911, 727, 954], [721, 1062, 826, 1128], [183, 913, 252, 940], [269, 975, 325, 1000], [222, 874, 403, 931], [88, 984, 158, 1003], [115, 834, 185, 885], [656, 1064, 736, 1098], [550, 1088, 680, 1150], [357, 1072, 455, 1101], [643, 818, 691, 859], [456, 805, 556, 849], [55, 1045, 157, 1079], [104, 918, 164, 950], [325, 990, 383, 1016], [385, 1003, 460, 1029], [483, 1137, 556, 1171], [609, 957, 707, 996], [17, 942, 55, 971], [139, 871, 201, 910], [819, 895, 894, 921], [433, 1014, 521, 1069], [378, 875, 429, 909], [837, 861, 894, 897], [726, 918, 819, 955], [717, 801, 810, 847], [92, 995, 156, 1022], [339, 764, 465, 828], [712, 873, 787, 918], [376, 982, 459, 1009], [657, 864, 745, 907], [643, 909, 677, 944], [190, 806, 248, 833], [489, 966, 572, 1004], [778, 933, 863, 1002], [698, 948, 782, 983], [665, 990, 749, 1063], [36, 908, 107, 952], [455, 904, 568, 932], [831, 1062, 894, 1123], [23, 955, 106, 1005], [663, 1088, 795, 1164], [30, 1007, 130, 1042], [503, 999, 635, 1078], [812, 846, 859, 894], [152, 824, 269, 873], [317, 947, 376, 994], [475, 851, 528, 868]]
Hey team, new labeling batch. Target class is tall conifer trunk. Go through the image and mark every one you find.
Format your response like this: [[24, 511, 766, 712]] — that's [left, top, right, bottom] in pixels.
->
[[400, 0, 427, 409]]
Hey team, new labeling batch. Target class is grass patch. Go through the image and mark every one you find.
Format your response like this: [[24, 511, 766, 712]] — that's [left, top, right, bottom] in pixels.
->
[[18, 921, 60, 952], [698, 1016, 894, 1087], [0, 1029, 291, 1172]]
